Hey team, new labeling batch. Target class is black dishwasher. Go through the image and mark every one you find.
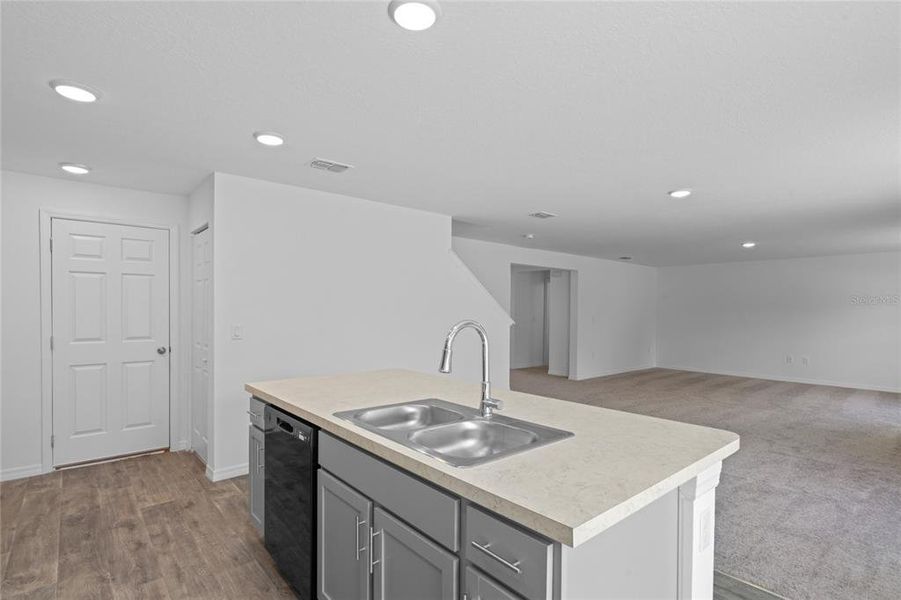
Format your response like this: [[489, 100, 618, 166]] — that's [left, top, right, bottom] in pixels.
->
[[264, 405, 317, 599]]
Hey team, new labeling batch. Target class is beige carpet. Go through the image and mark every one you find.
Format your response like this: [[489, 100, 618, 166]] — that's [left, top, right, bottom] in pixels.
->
[[511, 367, 901, 600]]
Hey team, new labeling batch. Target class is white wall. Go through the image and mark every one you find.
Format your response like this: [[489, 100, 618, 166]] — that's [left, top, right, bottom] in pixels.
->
[[510, 269, 547, 369], [657, 252, 901, 392], [0, 171, 191, 480], [208, 173, 512, 479], [453, 238, 658, 380]]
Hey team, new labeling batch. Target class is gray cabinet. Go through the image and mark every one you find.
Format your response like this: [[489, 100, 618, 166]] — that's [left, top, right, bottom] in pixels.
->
[[318, 470, 373, 600], [464, 566, 523, 600], [373, 507, 458, 600], [465, 505, 554, 600], [319, 432, 459, 550], [248, 424, 265, 534]]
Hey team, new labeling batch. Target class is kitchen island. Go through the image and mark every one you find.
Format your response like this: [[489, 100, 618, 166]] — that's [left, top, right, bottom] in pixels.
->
[[247, 369, 739, 600]]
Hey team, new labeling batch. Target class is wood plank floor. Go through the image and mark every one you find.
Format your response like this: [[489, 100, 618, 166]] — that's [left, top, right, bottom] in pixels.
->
[[0, 451, 294, 600], [1, 451, 784, 600]]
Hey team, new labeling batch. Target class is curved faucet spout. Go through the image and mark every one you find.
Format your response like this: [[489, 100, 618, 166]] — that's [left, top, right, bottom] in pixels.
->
[[438, 320, 502, 418]]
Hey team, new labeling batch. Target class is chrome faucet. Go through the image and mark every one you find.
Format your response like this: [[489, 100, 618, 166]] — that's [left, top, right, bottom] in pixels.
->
[[439, 320, 503, 419]]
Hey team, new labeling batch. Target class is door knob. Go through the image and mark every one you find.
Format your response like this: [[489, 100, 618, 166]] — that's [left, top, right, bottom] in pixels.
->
[[157, 346, 167, 355]]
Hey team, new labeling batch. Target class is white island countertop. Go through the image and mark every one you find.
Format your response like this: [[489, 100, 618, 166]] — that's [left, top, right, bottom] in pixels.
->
[[246, 369, 739, 547]]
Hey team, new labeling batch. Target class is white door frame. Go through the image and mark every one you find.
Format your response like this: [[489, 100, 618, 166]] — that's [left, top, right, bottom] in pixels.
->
[[508, 264, 579, 380], [39, 209, 181, 473]]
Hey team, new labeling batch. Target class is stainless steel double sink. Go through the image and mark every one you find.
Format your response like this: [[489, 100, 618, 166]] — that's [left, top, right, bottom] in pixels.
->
[[335, 398, 573, 468]]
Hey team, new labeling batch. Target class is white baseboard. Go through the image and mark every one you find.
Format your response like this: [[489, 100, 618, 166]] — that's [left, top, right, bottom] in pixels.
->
[[656, 364, 901, 394], [170, 439, 190, 452], [0, 463, 44, 482], [205, 462, 249, 482], [572, 364, 656, 382]]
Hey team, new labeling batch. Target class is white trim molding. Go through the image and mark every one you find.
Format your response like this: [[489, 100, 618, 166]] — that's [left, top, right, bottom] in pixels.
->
[[677, 461, 723, 600], [169, 439, 191, 452], [657, 364, 901, 394], [206, 462, 249, 482], [0, 464, 44, 482]]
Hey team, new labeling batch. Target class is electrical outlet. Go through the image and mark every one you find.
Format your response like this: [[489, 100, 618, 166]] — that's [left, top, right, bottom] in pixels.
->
[[785, 354, 794, 365], [801, 356, 810, 367], [231, 325, 244, 340]]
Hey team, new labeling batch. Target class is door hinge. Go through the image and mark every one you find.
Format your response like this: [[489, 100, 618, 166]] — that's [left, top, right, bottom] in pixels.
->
[[50, 336, 54, 351], [50, 435, 55, 448], [49, 238, 53, 253]]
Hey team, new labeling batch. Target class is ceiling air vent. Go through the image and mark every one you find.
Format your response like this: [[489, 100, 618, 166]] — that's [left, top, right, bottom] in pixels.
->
[[310, 158, 353, 173], [528, 211, 557, 219]]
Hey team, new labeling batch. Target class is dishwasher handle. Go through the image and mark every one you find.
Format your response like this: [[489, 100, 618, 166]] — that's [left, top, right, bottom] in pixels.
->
[[275, 416, 309, 441]]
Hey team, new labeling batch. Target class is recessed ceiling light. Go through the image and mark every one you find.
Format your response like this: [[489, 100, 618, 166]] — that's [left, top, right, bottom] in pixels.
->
[[742, 241, 757, 249], [49, 80, 99, 103], [253, 131, 285, 146], [522, 234, 535, 239], [59, 163, 90, 175], [668, 189, 692, 199], [389, 1, 438, 31], [619, 256, 632, 261], [528, 211, 557, 219]]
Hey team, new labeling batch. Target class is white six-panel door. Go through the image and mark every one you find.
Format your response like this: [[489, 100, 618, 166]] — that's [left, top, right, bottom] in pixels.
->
[[51, 218, 170, 466]]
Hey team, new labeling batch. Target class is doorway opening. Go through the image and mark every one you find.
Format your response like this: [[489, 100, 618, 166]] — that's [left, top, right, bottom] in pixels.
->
[[509, 264, 576, 379]]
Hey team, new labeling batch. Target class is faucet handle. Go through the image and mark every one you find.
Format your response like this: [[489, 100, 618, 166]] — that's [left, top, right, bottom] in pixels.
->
[[486, 397, 504, 411]]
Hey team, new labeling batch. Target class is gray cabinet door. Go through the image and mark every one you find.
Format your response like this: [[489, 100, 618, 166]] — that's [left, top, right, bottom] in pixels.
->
[[373, 507, 458, 600], [465, 566, 523, 600], [248, 425, 264, 534], [319, 469, 373, 600]]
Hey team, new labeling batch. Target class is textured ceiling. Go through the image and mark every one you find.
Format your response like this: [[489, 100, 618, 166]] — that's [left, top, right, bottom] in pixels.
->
[[2, 1, 899, 265]]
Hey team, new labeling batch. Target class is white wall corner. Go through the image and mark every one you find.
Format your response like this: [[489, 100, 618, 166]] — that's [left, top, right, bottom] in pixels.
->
[[448, 248, 514, 324]]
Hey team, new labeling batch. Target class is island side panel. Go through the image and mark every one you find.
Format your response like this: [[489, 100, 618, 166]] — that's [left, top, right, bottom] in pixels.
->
[[677, 462, 722, 600], [558, 488, 679, 600]]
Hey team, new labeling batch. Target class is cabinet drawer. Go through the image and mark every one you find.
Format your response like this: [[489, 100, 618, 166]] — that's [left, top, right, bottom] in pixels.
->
[[248, 397, 266, 429], [465, 565, 524, 600], [319, 432, 459, 551], [465, 505, 553, 600]]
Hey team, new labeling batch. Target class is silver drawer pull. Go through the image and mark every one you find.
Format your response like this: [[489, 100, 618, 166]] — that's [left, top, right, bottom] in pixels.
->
[[471, 541, 522, 574], [247, 410, 261, 418]]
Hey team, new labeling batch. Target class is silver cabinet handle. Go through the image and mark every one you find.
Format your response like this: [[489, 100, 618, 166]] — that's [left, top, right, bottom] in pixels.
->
[[257, 446, 264, 473], [247, 410, 261, 418], [369, 527, 382, 574], [471, 541, 522, 574], [355, 516, 367, 561]]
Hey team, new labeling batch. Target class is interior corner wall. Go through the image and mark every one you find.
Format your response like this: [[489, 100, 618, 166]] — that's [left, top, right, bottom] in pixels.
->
[[0, 170, 191, 480], [452, 237, 658, 381], [656, 252, 901, 392], [208, 173, 512, 479]]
